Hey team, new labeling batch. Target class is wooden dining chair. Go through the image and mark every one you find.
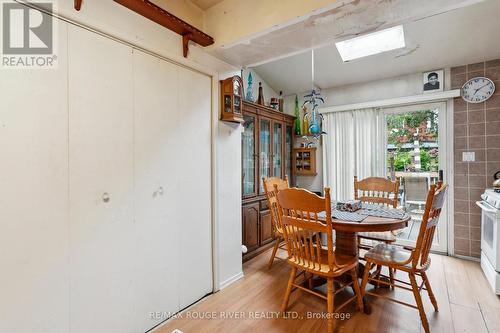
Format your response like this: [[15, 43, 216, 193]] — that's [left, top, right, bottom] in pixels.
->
[[354, 176, 401, 285], [263, 176, 289, 269], [360, 183, 448, 333], [277, 187, 363, 333], [354, 176, 400, 248]]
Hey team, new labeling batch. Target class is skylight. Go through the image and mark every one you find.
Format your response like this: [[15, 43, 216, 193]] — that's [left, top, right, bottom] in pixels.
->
[[335, 25, 405, 62]]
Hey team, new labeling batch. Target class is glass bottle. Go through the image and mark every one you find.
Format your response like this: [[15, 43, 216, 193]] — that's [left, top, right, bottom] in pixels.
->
[[294, 95, 301, 135], [256, 82, 265, 106], [278, 90, 284, 112]]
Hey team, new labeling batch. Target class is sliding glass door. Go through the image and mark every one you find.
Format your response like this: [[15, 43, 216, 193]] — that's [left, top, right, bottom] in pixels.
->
[[379, 102, 448, 253]]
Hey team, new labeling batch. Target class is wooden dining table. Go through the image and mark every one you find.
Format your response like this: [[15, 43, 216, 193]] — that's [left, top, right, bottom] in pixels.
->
[[331, 214, 410, 261], [318, 209, 411, 313]]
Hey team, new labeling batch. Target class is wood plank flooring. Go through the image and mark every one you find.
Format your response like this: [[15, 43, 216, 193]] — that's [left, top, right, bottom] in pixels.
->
[[154, 248, 500, 333]]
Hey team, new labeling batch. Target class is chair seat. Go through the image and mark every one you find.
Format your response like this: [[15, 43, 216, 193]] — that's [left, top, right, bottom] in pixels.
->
[[288, 248, 357, 277], [358, 231, 396, 242], [364, 243, 412, 265]]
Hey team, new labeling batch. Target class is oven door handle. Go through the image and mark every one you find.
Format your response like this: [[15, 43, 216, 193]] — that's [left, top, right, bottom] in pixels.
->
[[476, 201, 497, 213]]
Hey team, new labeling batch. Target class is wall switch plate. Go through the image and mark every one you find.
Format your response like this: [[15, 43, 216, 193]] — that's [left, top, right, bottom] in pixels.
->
[[462, 151, 475, 162]]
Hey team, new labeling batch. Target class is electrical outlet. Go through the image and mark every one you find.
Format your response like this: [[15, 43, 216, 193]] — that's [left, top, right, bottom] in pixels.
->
[[462, 151, 475, 162]]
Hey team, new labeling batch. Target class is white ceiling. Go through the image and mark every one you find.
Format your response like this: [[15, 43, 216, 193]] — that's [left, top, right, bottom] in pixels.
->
[[190, 0, 224, 10], [251, 0, 500, 94]]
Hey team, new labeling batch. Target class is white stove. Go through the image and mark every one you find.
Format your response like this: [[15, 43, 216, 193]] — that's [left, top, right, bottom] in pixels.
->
[[476, 189, 500, 294]]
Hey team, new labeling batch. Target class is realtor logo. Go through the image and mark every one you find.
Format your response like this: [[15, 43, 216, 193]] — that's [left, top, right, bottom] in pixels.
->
[[1, 1, 57, 68]]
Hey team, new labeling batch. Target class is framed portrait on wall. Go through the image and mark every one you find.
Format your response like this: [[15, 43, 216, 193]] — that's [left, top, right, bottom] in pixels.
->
[[423, 69, 444, 93]]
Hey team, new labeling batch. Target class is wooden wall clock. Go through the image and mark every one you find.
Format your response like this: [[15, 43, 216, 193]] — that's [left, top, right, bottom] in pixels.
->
[[461, 77, 496, 103], [220, 76, 244, 123]]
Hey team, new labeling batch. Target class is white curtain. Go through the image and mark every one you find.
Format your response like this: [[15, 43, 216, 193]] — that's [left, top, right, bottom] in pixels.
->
[[322, 108, 380, 201], [354, 109, 379, 179]]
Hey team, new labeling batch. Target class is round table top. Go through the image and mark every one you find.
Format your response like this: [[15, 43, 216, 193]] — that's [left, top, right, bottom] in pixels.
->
[[331, 214, 410, 233]]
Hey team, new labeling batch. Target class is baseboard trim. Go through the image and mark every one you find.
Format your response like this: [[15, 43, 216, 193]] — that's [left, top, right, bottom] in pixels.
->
[[219, 271, 244, 290], [454, 254, 480, 262]]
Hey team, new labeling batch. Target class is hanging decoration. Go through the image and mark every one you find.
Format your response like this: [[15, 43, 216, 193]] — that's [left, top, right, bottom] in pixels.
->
[[302, 49, 327, 139]]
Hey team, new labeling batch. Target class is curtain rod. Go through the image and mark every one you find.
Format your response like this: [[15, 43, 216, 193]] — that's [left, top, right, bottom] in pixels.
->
[[319, 89, 461, 114]]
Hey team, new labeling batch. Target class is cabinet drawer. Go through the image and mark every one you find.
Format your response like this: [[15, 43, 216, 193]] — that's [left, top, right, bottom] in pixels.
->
[[242, 203, 260, 253]]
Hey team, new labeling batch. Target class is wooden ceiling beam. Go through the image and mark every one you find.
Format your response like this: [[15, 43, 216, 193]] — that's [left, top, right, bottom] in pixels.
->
[[113, 0, 214, 57]]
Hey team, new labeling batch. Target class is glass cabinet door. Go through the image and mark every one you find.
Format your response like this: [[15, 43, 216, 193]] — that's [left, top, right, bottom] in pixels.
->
[[285, 124, 293, 180], [242, 115, 256, 197], [272, 122, 282, 178], [259, 119, 271, 194]]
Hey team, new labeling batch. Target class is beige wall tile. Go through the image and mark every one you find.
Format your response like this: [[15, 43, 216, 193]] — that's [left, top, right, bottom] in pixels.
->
[[451, 65, 467, 75], [454, 238, 470, 255], [469, 162, 486, 175], [485, 66, 500, 81], [487, 148, 500, 161], [454, 213, 469, 226], [469, 201, 481, 215], [471, 240, 481, 257], [468, 63, 485, 72], [469, 123, 485, 136], [454, 112, 468, 125], [486, 121, 500, 135], [485, 108, 500, 122], [486, 94, 500, 108], [467, 110, 485, 124], [454, 174, 469, 187], [469, 136, 486, 149], [470, 227, 481, 241], [470, 214, 481, 228], [486, 59, 500, 68], [454, 225, 469, 239], [454, 98, 467, 112], [469, 174, 487, 188], [454, 187, 469, 200], [454, 199, 469, 213]]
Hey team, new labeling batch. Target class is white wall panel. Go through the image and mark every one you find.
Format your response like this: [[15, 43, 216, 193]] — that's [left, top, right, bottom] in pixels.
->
[[0, 19, 69, 333], [68, 25, 135, 333], [132, 49, 181, 331], [177, 67, 213, 308], [1, 9, 216, 332]]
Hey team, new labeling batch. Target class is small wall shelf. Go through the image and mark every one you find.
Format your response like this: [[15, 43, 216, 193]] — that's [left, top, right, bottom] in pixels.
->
[[293, 147, 317, 176]]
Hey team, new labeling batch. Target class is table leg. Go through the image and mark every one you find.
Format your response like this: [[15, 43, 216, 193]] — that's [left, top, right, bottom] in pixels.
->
[[335, 231, 372, 314], [335, 231, 358, 259]]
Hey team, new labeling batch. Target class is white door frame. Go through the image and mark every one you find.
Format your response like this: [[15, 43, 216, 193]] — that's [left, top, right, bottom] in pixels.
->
[[378, 101, 449, 253]]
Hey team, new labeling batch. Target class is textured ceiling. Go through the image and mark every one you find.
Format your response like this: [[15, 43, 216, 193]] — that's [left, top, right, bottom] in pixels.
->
[[251, 0, 500, 94], [211, 0, 486, 68]]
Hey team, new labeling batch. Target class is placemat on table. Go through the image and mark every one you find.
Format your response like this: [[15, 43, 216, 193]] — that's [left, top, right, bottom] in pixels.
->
[[360, 203, 407, 219], [331, 210, 366, 222], [318, 210, 366, 222]]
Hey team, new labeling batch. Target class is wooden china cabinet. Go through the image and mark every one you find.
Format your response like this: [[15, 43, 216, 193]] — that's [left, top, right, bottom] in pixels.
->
[[241, 100, 295, 261]]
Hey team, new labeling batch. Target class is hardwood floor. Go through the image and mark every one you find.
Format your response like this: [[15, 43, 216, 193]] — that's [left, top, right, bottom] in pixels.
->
[[154, 249, 500, 333]]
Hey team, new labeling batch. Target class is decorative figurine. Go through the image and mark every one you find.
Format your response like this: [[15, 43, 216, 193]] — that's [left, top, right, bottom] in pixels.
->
[[245, 72, 254, 102]]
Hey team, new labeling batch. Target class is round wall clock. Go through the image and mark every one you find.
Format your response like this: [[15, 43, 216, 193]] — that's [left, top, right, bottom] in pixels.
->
[[461, 77, 496, 103]]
